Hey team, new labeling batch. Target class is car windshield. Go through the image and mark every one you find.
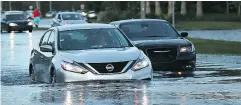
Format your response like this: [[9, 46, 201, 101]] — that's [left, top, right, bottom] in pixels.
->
[[119, 21, 180, 39], [58, 28, 132, 50], [62, 14, 84, 20], [6, 14, 26, 20]]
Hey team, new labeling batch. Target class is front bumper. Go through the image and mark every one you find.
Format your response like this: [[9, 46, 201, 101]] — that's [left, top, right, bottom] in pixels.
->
[[55, 65, 152, 83], [152, 52, 196, 71], [8, 25, 33, 31]]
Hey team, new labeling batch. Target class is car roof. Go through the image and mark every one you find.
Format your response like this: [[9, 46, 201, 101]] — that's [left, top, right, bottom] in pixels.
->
[[57, 23, 116, 31], [111, 19, 167, 24]]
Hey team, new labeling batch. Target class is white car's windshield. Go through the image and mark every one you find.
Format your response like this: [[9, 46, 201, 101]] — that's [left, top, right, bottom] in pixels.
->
[[120, 21, 180, 39], [58, 28, 132, 50]]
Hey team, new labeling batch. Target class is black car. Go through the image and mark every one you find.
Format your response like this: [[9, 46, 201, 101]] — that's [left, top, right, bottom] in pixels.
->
[[1, 11, 33, 33], [110, 19, 196, 72]]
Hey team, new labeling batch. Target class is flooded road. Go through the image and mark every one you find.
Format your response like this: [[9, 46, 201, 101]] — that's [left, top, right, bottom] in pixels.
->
[[1, 31, 241, 105]]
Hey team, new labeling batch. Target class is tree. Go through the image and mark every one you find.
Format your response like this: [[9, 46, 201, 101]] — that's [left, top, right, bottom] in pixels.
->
[[180, 1, 187, 15], [167, 1, 173, 18], [155, 1, 162, 16], [196, 1, 203, 18], [146, 1, 151, 14], [140, 1, 145, 19], [226, 1, 229, 14]]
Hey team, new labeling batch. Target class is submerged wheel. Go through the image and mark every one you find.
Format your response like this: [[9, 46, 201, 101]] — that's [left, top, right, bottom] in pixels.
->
[[29, 65, 36, 83], [49, 68, 56, 83]]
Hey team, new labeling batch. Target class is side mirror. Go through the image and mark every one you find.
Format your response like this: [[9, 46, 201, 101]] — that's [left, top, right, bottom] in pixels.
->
[[40, 45, 53, 52], [57, 19, 61, 22], [2, 18, 7, 22], [181, 32, 188, 37]]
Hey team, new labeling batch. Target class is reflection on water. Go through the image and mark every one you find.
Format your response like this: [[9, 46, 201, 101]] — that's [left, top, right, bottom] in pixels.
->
[[142, 85, 148, 105], [64, 91, 73, 105], [10, 33, 14, 63]]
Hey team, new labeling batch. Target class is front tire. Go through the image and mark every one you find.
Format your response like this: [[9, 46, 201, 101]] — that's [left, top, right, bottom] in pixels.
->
[[29, 29, 33, 33], [49, 68, 56, 83], [29, 65, 36, 83]]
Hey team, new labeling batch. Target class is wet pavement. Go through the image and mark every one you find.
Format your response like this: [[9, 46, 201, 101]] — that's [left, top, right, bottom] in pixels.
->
[[1, 31, 241, 105]]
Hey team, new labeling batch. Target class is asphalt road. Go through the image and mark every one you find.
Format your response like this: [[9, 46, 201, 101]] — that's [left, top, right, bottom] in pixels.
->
[[1, 31, 241, 105]]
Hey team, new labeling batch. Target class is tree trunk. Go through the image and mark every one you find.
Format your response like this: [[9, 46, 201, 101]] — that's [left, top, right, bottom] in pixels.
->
[[180, 1, 187, 15], [9, 1, 12, 11], [140, 1, 146, 19], [238, 4, 241, 16], [49, 1, 52, 11], [226, 1, 229, 14], [146, 1, 151, 14], [168, 1, 173, 18], [196, 1, 203, 18], [155, 1, 161, 16]]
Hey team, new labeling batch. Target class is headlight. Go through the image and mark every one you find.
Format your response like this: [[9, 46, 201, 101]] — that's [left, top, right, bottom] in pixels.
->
[[9, 23, 17, 26], [61, 61, 88, 74], [180, 44, 195, 52], [28, 22, 33, 25], [132, 57, 149, 71]]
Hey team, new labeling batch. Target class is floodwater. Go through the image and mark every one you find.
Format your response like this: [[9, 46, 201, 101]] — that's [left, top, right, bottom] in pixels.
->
[[1, 31, 241, 105], [180, 29, 241, 42]]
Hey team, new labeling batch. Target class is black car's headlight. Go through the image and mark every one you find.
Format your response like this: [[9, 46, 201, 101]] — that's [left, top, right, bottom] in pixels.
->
[[9, 23, 18, 26], [61, 61, 88, 74], [27, 22, 33, 26], [180, 44, 195, 52], [132, 57, 149, 71]]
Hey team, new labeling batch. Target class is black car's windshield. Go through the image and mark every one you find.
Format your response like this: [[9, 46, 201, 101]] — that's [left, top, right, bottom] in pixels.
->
[[119, 21, 180, 39], [6, 14, 26, 20], [62, 14, 84, 20], [58, 28, 132, 50]]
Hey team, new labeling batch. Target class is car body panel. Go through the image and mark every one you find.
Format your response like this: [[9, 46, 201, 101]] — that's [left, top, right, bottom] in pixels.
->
[[30, 24, 152, 83], [110, 19, 196, 72]]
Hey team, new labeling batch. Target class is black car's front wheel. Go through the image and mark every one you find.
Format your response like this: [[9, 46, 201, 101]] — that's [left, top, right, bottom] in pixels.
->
[[29, 29, 33, 33], [7, 29, 11, 33]]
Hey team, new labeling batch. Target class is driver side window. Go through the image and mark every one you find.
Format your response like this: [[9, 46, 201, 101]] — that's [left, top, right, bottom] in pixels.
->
[[39, 31, 51, 46], [57, 14, 61, 20]]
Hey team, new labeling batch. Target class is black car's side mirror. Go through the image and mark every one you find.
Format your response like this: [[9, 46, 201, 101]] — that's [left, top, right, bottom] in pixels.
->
[[2, 18, 7, 22], [181, 32, 188, 37], [40, 45, 53, 53]]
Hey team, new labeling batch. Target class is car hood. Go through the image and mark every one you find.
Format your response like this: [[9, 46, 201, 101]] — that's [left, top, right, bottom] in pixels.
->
[[58, 47, 140, 63], [131, 37, 191, 47], [7, 20, 28, 23], [62, 20, 87, 24]]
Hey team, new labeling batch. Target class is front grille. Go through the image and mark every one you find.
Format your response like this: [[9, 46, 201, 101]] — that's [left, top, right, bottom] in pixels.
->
[[88, 61, 129, 74], [146, 48, 177, 63], [15, 22, 26, 27]]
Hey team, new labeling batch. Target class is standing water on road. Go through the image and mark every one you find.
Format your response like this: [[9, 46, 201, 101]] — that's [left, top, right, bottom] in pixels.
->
[[1, 31, 241, 105]]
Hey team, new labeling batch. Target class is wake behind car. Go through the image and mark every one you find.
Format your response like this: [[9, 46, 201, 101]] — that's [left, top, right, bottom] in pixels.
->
[[29, 24, 152, 83], [1, 11, 33, 33], [51, 12, 87, 27], [110, 19, 196, 72]]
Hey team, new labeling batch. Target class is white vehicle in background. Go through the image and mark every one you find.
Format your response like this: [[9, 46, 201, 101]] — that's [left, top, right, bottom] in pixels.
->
[[87, 11, 97, 18], [76, 10, 87, 17]]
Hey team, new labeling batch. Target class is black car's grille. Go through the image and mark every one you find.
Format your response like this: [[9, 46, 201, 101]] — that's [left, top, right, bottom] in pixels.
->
[[88, 61, 129, 74], [146, 48, 177, 63], [15, 22, 26, 27]]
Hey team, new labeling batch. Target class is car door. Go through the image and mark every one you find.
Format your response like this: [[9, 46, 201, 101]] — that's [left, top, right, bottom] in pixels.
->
[[41, 30, 56, 80], [36, 30, 52, 80]]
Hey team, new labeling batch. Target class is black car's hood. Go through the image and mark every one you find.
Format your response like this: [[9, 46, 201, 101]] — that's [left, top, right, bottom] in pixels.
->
[[7, 20, 28, 23], [131, 37, 191, 47]]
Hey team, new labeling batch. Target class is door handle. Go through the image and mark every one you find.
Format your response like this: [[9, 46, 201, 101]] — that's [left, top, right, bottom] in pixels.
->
[[34, 52, 37, 55], [40, 56, 44, 59]]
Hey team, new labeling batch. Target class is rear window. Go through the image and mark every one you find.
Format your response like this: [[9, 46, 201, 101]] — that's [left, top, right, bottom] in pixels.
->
[[62, 14, 84, 20], [119, 21, 180, 39]]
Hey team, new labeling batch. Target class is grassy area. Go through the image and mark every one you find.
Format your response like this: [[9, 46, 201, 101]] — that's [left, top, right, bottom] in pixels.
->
[[176, 21, 241, 30], [33, 27, 49, 30], [188, 38, 241, 55]]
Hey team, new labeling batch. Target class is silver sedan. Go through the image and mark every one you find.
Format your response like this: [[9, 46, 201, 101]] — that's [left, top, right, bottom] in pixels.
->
[[29, 24, 153, 83]]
